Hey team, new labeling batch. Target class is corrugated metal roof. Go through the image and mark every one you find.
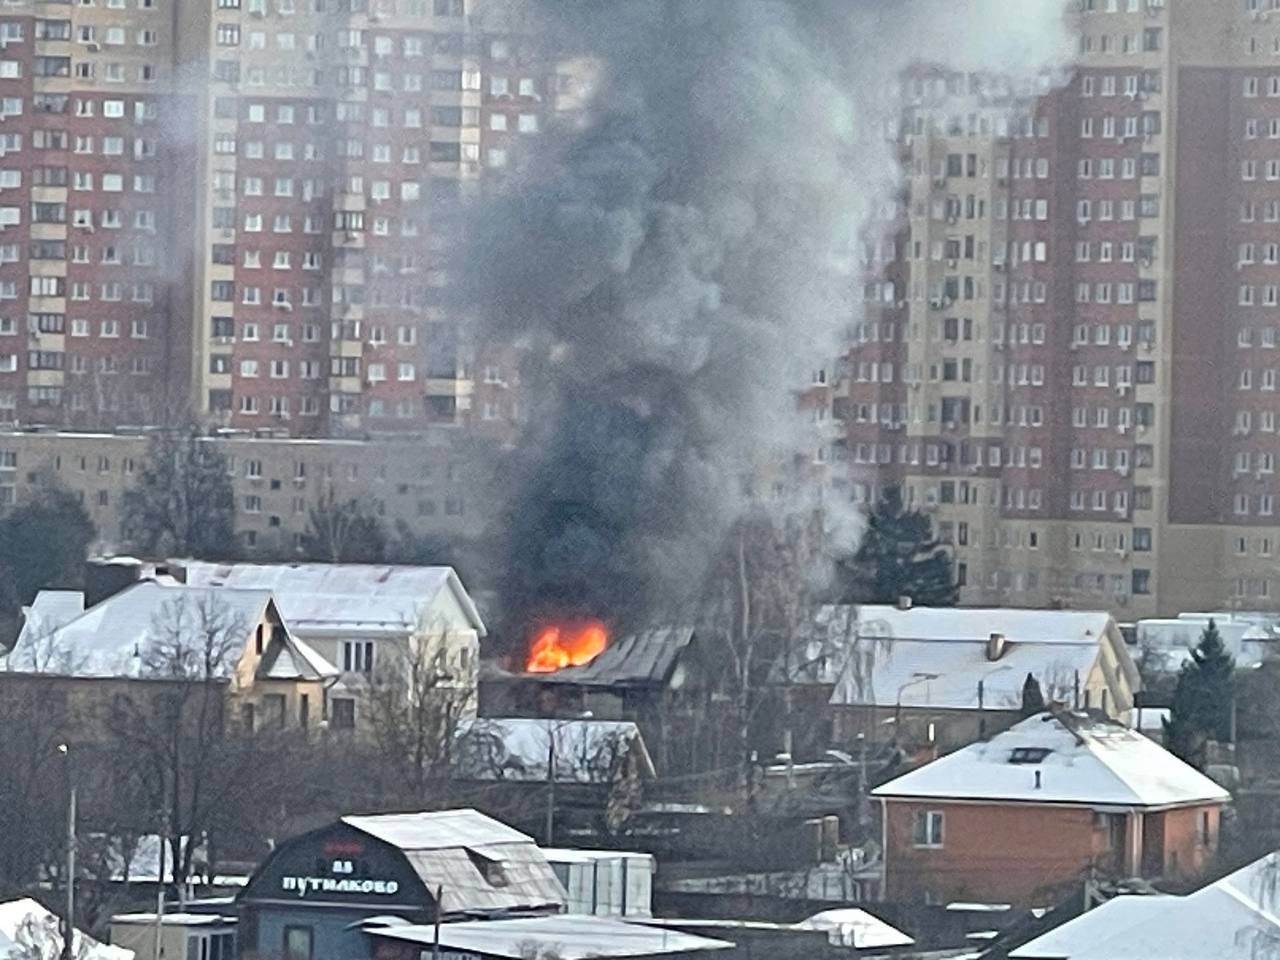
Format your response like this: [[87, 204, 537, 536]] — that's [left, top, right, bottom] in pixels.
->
[[369, 915, 733, 959], [455, 718, 655, 783], [341, 810, 565, 915], [527, 627, 694, 687]]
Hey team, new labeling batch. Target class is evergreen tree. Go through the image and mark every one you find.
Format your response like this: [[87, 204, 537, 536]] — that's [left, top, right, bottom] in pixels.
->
[[836, 488, 958, 605], [0, 482, 95, 614], [1020, 673, 1046, 717], [1163, 619, 1235, 766], [120, 423, 235, 558]]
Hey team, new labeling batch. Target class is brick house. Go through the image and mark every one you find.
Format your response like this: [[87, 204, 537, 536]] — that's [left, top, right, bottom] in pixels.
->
[[873, 710, 1230, 907]]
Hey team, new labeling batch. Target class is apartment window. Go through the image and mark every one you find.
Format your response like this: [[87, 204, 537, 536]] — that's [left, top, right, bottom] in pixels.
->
[[912, 810, 944, 848]]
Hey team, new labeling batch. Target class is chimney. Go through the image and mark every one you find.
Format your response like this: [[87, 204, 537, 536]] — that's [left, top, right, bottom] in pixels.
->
[[896, 595, 913, 611], [83, 557, 144, 608], [1034, 770, 1042, 790], [986, 632, 1007, 661]]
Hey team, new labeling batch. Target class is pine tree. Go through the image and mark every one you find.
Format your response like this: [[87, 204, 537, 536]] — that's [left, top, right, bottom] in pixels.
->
[[1163, 619, 1235, 766], [1021, 673, 1046, 717], [836, 488, 958, 606]]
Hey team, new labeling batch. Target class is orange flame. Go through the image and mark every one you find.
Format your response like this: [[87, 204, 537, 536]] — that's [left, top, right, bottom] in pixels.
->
[[525, 621, 609, 673]]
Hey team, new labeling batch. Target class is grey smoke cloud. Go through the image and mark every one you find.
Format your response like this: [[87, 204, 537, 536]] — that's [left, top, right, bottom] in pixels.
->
[[465, 0, 1072, 640]]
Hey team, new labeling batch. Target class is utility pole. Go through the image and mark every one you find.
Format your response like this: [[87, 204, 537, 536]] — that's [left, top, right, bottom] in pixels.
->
[[544, 727, 556, 846], [432, 884, 443, 960], [58, 744, 75, 960], [153, 807, 169, 960]]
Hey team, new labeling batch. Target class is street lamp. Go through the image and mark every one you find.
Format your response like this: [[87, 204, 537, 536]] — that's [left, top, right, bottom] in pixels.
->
[[977, 664, 1014, 739], [894, 672, 940, 744], [57, 743, 75, 960]]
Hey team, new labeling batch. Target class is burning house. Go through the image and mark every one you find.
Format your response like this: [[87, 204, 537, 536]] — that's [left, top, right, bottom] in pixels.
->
[[481, 627, 736, 775]]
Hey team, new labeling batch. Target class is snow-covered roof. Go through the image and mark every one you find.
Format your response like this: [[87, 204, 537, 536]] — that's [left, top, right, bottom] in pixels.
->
[[1011, 853, 1280, 959], [1134, 617, 1279, 671], [18, 590, 85, 644], [795, 908, 914, 949], [823, 606, 1131, 711], [828, 606, 1116, 645], [1, 582, 273, 678], [343, 809, 533, 851], [368, 915, 733, 959], [873, 711, 1230, 809], [542, 848, 653, 866], [455, 718, 655, 783], [181, 562, 486, 637], [0, 898, 134, 960]]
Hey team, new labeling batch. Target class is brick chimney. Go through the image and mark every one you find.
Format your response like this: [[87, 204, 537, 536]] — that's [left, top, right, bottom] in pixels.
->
[[896, 595, 913, 611]]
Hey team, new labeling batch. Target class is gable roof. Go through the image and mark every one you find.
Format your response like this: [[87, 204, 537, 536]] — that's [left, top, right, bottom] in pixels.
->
[[1, 581, 275, 679], [524, 627, 694, 687], [1011, 853, 1280, 959], [454, 718, 656, 783], [340, 809, 566, 915], [873, 711, 1230, 809], [823, 606, 1132, 711], [182, 562, 486, 637]]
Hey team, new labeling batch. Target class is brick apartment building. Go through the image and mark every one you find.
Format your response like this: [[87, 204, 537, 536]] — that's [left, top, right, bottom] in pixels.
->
[[0, 0, 554, 437], [835, 0, 1280, 616]]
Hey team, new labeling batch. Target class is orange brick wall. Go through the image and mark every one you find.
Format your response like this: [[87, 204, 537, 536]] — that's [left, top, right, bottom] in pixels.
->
[[883, 799, 1223, 906]]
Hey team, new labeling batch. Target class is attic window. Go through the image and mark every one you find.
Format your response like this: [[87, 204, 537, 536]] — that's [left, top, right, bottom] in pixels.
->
[[465, 848, 509, 888], [1009, 747, 1052, 764]]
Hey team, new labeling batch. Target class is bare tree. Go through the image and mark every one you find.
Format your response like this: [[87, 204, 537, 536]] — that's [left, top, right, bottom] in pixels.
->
[[361, 618, 475, 805], [107, 593, 247, 888], [299, 486, 387, 563]]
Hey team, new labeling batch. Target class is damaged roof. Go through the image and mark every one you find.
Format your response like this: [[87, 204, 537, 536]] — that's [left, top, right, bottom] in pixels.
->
[[341, 810, 566, 916], [523, 627, 695, 687]]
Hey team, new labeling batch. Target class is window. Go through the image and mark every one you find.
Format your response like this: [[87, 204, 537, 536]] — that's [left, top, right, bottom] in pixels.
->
[[330, 698, 355, 730], [342, 640, 374, 673], [912, 810, 944, 847], [283, 927, 312, 960]]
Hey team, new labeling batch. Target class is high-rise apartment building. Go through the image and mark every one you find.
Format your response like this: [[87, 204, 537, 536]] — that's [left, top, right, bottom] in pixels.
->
[[0, 0, 181, 427], [0, 0, 548, 436], [840, 0, 1280, 617], [175, 0, 558, 437]]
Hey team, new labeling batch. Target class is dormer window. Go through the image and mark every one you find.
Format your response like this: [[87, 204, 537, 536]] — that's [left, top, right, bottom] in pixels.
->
[[465, 848, 508, 887], [1009, 747, 1052, 764]]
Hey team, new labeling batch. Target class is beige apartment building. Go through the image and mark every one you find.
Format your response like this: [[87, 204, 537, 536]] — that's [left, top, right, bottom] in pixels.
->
[[840, 0, 1280, 617], [0, 427, 483, 555]]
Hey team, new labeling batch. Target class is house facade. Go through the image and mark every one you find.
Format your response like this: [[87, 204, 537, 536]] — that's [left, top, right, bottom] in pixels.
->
[[236, 810, 565, 960], [181, 562, 484, 733], [2, 579, 335, 737], [873, 711, 1230, 906]]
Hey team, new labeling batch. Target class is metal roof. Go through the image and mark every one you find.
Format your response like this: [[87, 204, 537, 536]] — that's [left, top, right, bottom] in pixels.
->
[[368, 915, 733, 959], [341, 810, 566, 916], [525, 627, 695, 687]]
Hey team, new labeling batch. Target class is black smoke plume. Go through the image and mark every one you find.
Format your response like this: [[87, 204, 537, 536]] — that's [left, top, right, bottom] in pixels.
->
[[463, 0, 1070, 645]]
